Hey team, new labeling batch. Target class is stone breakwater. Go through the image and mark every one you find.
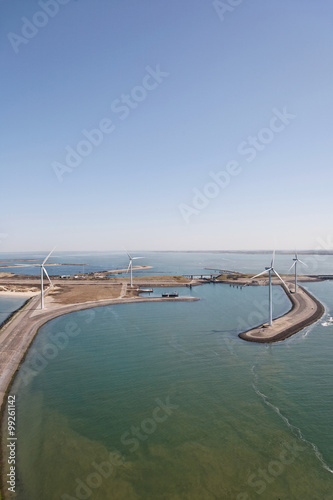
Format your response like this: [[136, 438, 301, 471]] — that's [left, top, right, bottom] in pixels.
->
[[239, 283, 324, 343]]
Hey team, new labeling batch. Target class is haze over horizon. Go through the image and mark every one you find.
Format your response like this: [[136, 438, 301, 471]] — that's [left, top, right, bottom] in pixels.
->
[[1, 1, 333, 252], [1, 249, 333, 258]]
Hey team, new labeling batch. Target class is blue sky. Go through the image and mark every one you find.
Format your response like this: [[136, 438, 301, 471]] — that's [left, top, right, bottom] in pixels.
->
[[1, 0, 333, 251]]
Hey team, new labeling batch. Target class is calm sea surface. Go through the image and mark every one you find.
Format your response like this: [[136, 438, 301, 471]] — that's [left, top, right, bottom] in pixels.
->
[[1, 252, 333, 499], [0, 296, 27, 325], [1, 250, 333, 277]]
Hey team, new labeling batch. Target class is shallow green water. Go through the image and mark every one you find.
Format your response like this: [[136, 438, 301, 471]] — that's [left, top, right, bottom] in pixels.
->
[[2, 283, 333, 499]]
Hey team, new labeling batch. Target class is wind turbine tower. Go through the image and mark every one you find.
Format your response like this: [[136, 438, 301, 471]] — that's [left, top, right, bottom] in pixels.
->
[[289, 253, 307, 293], [39, 248, 55, 309], [125, 251, 143, 288], [252, 252, 288, 327], [0, 248, 85, 309]]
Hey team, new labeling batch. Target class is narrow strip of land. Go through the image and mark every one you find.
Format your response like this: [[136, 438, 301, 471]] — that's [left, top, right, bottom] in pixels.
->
[[239, 282, 324, 343]]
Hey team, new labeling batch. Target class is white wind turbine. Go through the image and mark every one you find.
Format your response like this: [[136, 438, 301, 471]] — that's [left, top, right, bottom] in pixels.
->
[[125, 251, 143, 288], [252, 251, 288, 327], [0, 249, 85, 309], [289, 253, 307, 293], [37, 248, 56, 309]]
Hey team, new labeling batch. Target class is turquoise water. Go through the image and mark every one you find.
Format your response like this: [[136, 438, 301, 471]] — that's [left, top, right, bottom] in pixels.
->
[[2, 279, 333, 499], [0, 296, 27, 325]]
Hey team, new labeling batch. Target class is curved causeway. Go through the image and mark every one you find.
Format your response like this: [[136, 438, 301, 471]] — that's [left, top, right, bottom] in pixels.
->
[[239, 282, 325, 343]]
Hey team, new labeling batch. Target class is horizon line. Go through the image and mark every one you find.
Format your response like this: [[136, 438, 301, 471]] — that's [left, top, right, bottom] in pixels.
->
[[0, 249, 332, 254]]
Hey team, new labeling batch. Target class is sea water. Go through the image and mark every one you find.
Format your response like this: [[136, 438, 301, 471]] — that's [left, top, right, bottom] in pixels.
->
[[1, 253, 333, 499], [1, 250, 333, 277], [0, 296, 27, 326]]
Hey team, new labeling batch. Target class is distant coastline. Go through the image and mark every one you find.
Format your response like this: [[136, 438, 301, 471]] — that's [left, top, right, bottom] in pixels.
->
[[1, 250, 333, 255], [132, 250, 333, 255]]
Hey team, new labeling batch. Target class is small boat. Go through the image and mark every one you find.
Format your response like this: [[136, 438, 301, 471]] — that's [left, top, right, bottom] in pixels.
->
[[162, 291, 179, 298]]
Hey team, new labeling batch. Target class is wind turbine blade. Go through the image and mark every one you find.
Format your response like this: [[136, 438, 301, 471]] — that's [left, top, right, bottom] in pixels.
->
[[298, 259, 308, 266], [132, 257, 144, 260], [272, 269, 288, 289], [126, 263, 131, 273], [252, 269, 269, 279], [288, 262, 296, 271], [123, 248, 132, 260], [43, 247, 56, 265], [271, 250, 276, 268], [42, 266, 53, 287]]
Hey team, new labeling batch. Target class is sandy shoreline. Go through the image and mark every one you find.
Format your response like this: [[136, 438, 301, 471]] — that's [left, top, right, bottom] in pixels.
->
[[0, 291, 39, 297]]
